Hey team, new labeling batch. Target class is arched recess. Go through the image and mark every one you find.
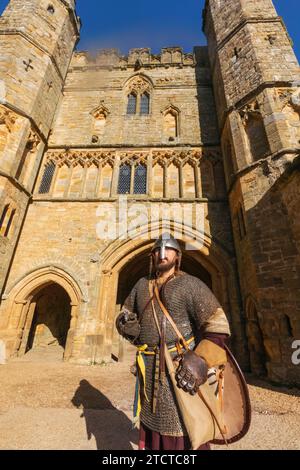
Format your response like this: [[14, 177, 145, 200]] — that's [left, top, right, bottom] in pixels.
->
[[245, 296, 267, 376], [244, 114, 270, 162], [2, 266, 85, 361], [162, 105, 180, 142], [96, 221, 243, 363]]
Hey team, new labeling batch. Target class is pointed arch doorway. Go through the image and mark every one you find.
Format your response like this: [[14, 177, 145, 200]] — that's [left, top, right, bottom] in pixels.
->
[[24, 283, 72, 360], [4, 266, 83, 362]]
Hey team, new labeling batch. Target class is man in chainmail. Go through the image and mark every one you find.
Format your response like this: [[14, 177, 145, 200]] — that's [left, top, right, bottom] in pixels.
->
[[116, 235, 231, 450]]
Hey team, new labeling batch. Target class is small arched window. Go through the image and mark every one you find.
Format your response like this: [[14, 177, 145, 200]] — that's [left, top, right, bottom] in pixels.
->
[[140, 93, 150, 115], [127, 94, 137, 115]]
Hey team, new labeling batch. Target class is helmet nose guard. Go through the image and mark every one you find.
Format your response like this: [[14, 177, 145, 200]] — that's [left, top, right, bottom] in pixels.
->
[[151, 235, 182, 259]]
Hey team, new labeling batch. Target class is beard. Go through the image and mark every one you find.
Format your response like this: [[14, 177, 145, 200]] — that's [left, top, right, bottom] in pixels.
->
[[155, 258, 177, 273]]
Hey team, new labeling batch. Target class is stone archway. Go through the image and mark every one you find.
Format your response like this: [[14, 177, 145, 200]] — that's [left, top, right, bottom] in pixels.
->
[[96, 223, 244, 365], [25, 283, 72, 360], [1, 267, 84, 362], [245, 297, 267, 376]]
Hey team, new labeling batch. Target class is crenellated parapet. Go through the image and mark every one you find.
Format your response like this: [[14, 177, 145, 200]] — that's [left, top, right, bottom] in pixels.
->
[[70, 46, 209, 70]]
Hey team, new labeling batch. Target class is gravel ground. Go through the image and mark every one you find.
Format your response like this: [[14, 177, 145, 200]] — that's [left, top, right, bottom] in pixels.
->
[[0, 347, 299, 450]]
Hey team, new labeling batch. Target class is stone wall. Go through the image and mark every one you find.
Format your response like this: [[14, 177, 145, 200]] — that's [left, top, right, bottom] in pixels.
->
[[49, 47, 218, 148], [204, 0, 300, 384], [0, 0, 80, 295]]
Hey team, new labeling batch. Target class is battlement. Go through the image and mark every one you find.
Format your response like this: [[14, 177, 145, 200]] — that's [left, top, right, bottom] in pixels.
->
[[70, 46, 209, 69]]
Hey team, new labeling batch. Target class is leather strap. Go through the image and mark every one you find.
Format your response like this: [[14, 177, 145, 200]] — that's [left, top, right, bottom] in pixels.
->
[[152, 281, 189, 351], [159, 315, 167, 383], [148, 282, 163, 413]]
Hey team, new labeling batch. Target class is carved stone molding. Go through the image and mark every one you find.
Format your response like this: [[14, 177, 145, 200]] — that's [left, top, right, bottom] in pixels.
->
[[0, 105, 17, 133], [46, 150, 115, 168], [119, 152, 148, 165], [90, 104, 110, 119], [239, 100, 262, 126], [126, 75, 151, 94], [276, 88, 300, 113], [152, 149, 202, 167], [26, 130, 40, 151]]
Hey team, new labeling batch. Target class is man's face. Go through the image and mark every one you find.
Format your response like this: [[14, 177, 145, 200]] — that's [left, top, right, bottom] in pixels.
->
[[153, 247, 178, 273]]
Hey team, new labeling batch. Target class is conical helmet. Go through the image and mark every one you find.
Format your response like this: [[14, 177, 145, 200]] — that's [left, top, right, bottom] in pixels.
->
[[151, 233, 182, 260]]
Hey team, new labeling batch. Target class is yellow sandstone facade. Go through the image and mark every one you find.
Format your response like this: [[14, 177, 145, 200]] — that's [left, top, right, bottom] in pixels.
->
[[0, 0, 299, 384]]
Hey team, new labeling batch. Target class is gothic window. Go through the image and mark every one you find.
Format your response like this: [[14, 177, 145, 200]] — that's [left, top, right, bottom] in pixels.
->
[[125, 76, 152, 116], [118, 164, 132, 194], [140, 93, 150, 115], [38, 162, 55, 194], [134, 164, 147, 194], [127, 94, 137, 115]]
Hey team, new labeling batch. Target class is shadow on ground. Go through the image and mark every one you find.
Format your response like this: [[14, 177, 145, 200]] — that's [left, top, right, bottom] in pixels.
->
[[71, 379, 138, 450]]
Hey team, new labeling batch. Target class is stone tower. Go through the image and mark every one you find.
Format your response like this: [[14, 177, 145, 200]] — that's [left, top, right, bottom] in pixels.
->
[[0, 0, 80, 293], [203, 0, 300, 383]]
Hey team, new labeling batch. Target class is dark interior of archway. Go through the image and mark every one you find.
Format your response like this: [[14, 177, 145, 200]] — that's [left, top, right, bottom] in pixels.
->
[[117, 249, 212, 307], [26, 283, 71, 353]]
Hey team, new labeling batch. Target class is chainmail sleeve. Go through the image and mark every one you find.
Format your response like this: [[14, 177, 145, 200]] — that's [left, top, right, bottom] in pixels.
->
[[189, 277, 231, 336], [122, 280, 140, 314]]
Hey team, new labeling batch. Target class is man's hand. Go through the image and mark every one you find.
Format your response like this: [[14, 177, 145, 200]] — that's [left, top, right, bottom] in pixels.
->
[[116, 308, 140, 343], [175, 350, 208, 395]]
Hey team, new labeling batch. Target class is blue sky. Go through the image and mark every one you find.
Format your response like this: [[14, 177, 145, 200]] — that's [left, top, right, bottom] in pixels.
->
[[0, 0, 299, 60]]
